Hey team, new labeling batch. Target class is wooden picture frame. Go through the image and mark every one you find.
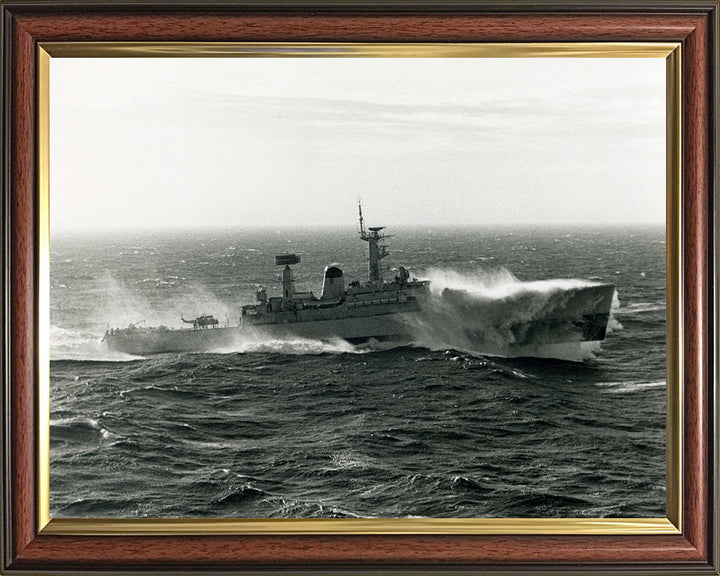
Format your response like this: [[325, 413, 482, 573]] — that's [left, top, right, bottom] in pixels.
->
[[1, 1, 717, 574]]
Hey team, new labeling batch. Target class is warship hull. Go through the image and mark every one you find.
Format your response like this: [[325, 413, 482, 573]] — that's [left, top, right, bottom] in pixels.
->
[[103, 206, 616, 357], [497, 282, 615, 351], [103, 283, 615, 356], [103, 311, 417, 356]]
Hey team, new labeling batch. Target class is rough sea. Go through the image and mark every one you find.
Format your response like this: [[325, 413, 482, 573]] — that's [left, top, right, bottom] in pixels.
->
[[49, 225, 666, 518]]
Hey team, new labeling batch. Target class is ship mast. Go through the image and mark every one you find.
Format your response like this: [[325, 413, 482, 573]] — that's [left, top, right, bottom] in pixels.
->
[[358, 202, 389, 286]]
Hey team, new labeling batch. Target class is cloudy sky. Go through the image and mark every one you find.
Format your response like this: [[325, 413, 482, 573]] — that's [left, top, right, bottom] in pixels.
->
[[50, 57, 665, 231]]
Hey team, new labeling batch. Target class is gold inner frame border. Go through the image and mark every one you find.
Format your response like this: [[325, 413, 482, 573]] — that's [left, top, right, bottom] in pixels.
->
[[36, 41, 682, 536]]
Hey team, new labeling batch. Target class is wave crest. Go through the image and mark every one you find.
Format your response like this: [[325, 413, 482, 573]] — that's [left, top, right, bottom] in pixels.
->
[[410, 267, 613, 361]]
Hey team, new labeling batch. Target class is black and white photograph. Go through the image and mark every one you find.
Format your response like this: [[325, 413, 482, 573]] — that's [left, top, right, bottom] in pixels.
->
[[49, 55, 666, 519]]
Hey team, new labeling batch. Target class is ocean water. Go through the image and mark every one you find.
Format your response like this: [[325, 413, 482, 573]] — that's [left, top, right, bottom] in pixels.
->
[[49, 225, 666, 518]]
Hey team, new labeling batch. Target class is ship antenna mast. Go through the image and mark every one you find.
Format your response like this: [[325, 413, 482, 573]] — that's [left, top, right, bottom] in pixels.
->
[[357, 200, 389, 286], [358, 200, 367, 238]]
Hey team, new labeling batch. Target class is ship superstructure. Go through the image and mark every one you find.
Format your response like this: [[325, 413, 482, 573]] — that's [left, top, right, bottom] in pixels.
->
[[103, 205, 616, 356], [359, 202, 388, 286], [237, 204, 428, 342]]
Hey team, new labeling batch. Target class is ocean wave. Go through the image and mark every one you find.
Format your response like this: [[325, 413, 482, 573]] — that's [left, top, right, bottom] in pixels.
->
[[209, 334, 364, 356], [321, 450, 373, 472], [614, 302, 666, 315], [50, 416, 119, 443], [50, 325, 142, 361], [500, 491, 593, 512], [606, 291, 623, 332], [214, 484, 269, 506], [407, 267, 614, 361], [422, 341, 603, 364], [596, 380, 666, 394], [55, 497, 131, 516], [450, 475, 492, 493], [273, 499, 364, 519]]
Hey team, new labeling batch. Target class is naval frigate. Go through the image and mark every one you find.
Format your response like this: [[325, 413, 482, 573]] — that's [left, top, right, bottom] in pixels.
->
[[103, 206, 616, 356]]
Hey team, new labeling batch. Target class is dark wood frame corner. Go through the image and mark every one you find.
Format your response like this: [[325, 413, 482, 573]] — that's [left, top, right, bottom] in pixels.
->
[[1, 1, 718, 574]]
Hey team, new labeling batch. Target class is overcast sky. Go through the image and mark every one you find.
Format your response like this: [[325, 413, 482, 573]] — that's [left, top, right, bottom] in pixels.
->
[[50, 57, 665, 231]]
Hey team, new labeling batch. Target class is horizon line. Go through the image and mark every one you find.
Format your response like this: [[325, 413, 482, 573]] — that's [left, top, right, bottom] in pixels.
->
[[50, 221, 667, 234]]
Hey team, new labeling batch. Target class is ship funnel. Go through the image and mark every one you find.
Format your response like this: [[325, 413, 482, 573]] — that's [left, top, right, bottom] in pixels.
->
[[321, 265, 345, 300]]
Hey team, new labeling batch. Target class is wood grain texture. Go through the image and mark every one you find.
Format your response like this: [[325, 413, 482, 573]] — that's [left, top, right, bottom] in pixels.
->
[[12, 12, 705, 42], [2, 3, 717, 573], [10, 16, 37, 562], [681, 12, 710, 560], [9, 534, 708, 567]]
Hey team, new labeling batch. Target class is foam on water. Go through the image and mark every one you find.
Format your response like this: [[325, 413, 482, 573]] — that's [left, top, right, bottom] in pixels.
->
[[615, 302, 666, 315], [607, 291, 624, 332], [596, 380, 666, 394], [49, 325, 141, 361], [210, 332, 365, 356], [508, 341, 603, 362], [422, 267, 596, 298], [409, 267, 613, 360], [324, 450, 372, 471]]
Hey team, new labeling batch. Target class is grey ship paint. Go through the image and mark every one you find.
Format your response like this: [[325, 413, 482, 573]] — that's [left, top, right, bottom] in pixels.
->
[[103, 206, 615, 356]]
